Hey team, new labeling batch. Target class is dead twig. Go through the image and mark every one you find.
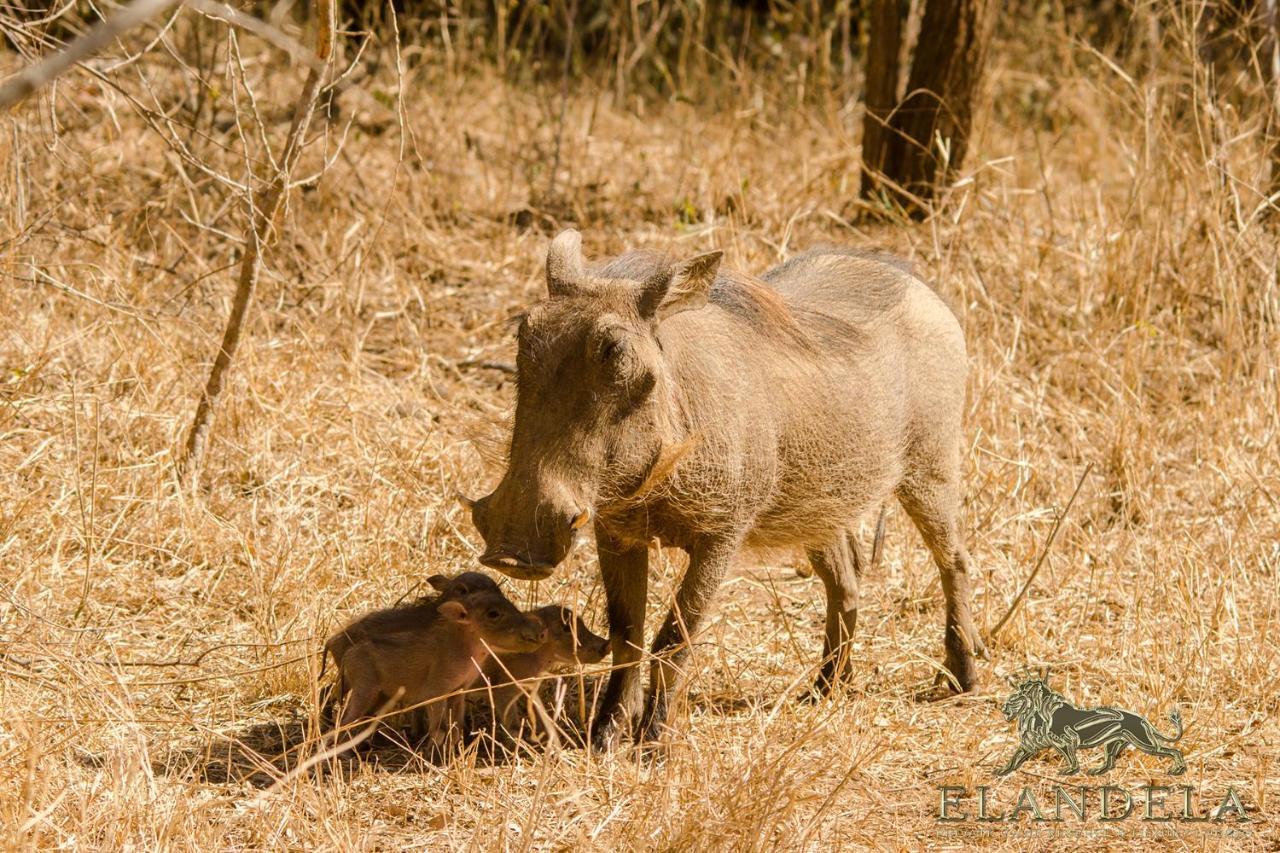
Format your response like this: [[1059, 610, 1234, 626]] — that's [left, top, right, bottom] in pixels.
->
[[547, 0, 578, 202], [988, 462, 1094, 640], [178, 0, 336, 482]]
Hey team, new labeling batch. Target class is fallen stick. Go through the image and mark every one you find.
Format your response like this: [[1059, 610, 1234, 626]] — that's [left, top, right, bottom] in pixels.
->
[[988, 462, 1093, 640]]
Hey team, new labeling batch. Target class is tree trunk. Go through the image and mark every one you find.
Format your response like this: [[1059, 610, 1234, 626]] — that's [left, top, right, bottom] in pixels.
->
[[859, 0, 907, 200], [861, 0, 999, 212]]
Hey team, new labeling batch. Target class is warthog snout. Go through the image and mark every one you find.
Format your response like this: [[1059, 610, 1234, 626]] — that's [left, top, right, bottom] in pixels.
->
[[578, 632, 610, 664], [519, 614, 549, 646], [469, 490, 592, 581]]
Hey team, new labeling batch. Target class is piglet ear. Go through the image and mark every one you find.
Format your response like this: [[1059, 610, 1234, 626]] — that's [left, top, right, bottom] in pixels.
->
[[639, 250, 723, 322], [427, 574, 450, 592], [439, 600, 469, 623], [546, 229, 587, 297]]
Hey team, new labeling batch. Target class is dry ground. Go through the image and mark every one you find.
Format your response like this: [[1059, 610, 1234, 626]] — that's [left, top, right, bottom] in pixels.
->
[[1, 9, 1279, 851]]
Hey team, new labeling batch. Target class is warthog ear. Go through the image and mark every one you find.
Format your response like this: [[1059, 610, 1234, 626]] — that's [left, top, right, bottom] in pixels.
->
[[546, 229, 587, 297], [439, 600, 469, 623], [427, 574, 451, 592], [640, 250, 723, 322]]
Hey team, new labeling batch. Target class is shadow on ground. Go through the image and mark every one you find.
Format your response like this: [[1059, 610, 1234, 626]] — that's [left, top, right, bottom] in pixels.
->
[[154, 674, 612, 786], [145, 672, 902, 785]]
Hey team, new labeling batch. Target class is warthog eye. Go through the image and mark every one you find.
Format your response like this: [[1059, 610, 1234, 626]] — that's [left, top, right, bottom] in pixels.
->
[[487, 609, 501, 621], [589, 325, 654, 404]]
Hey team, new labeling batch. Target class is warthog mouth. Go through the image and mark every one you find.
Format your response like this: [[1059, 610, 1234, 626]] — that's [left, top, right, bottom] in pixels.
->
[[479, 551, 557, 581]]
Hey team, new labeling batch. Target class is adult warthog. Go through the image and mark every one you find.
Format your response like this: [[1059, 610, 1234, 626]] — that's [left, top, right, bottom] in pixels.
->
[[468, 230, 983, 745]]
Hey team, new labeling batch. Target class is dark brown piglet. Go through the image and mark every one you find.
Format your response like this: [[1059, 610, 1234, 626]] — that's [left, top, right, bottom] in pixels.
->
[[476, 605, 609, 740], [327, 588, 545, 754]]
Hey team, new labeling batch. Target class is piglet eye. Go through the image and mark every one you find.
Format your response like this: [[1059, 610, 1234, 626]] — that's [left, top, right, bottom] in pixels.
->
[[487, 609, 501, 620]]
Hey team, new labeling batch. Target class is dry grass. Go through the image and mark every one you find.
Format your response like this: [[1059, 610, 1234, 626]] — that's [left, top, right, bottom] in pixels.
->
[[1, 3, 1279, 849]]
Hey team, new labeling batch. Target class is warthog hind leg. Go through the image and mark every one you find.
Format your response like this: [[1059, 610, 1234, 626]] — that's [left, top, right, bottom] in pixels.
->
[[805, 532, 860, 696], [335, 646, 383, 731], [896, 469, 982, 693]]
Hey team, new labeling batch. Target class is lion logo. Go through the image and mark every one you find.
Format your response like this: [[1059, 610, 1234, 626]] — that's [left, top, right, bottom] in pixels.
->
[[996, 674, 1186, 777]]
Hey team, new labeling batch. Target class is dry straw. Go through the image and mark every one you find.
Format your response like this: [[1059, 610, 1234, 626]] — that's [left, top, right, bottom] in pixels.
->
[[0, 0, 1277, 849]]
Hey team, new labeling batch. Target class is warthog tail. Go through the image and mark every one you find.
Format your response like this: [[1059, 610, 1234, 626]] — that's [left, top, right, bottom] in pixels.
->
[[794, 505, 888, 579], [1153, 707, 1184, 742], [870, 506, 887, 570]]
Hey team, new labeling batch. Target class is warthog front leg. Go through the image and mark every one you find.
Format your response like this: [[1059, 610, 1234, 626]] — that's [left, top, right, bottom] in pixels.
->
[[591, 533, 649, 751], [641, 535, 740, 742], [805, 533, 860, 696]]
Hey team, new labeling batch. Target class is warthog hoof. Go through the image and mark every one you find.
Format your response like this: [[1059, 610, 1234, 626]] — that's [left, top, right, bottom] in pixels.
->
[[939, 654, 980, 693], [802, 666, 845, 703], [639, 693, 670, 743], [589, 716, 629, 753], [798, 683, 829, 705], [640, 720, 669, 744]]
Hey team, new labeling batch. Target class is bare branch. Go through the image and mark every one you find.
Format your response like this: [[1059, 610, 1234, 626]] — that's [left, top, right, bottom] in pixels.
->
[[183, 0, 328, 77], [0, 0, 182, 111], [177, 0, 337, 482]]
